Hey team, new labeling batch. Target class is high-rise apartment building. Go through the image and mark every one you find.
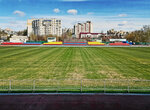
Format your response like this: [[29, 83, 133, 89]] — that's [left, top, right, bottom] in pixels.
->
[[27, 18, 62, 37], [27, 19, 35, 37], [73, 21, 93, 38]]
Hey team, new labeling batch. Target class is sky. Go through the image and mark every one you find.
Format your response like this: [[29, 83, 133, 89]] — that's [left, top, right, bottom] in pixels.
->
[[0, 0, 150, 32]]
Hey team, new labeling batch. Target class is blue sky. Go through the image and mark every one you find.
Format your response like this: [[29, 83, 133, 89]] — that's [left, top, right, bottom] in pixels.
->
[[0, 0, 150, 32]]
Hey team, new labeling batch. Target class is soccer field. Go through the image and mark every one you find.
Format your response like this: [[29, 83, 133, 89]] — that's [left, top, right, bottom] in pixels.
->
[[0, 47, 150, 80]]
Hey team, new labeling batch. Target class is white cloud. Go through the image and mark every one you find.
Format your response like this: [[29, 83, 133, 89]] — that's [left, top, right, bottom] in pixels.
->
[[67, 9, 78, 15], [87, 12, 94, 15], [123, 21, 128, 24], [53, 8, 60, 13], [0, 20, 26, 31], [118, 21, 128, 26], [0, 16, 15, 20], [13, 10, 26, 17], [118, 14, 127, 17], [118, 24, 125, 26]]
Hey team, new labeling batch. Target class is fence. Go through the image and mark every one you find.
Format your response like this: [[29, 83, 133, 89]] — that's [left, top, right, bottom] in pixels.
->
[[0, 79, 149, 93]]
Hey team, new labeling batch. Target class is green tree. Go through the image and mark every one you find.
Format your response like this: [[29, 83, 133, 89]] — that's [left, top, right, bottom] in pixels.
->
[[0, 30, 8, 39], [17, 29, 27, 36], [125, 25, 150, 43]]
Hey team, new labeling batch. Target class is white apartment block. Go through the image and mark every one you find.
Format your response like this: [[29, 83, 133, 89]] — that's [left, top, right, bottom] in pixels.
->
[[74, 21, 93, 38], [27, 18, 62, 37], [27, 19, 35, 37]]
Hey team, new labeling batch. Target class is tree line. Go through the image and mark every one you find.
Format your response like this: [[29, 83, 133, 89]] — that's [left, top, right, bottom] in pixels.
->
[[0, 30, 7, 39], [29, 29, 73, 41], [125, 25, 150, 43], [29, 34, 63, 41], [17, 29, 27, 36]]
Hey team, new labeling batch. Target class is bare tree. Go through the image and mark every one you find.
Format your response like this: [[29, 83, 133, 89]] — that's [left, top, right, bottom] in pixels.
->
[[125, 25, 150, 43]]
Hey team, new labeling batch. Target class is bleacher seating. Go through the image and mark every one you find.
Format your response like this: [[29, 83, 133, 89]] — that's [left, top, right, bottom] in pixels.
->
[[88, 42, 105, 46], [109, 42, 130, 46]]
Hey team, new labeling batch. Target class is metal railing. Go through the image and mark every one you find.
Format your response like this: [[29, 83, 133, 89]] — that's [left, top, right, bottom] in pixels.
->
[[0, 79, 149, 93]]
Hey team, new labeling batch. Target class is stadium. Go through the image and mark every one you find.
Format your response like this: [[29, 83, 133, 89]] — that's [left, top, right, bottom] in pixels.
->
[[0, 0, 150, 109]]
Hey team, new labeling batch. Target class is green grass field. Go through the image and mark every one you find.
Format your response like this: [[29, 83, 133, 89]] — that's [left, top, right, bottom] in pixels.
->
[[0, 47, 150, 80]]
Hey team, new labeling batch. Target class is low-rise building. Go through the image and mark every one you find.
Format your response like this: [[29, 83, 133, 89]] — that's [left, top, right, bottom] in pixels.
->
[[10, 35, 28, 43], [109, 39, 127, 42], [47, 37, 56, 42], [1, 36, 8, 40], [0, 40, 4, 44], [107, 29, 128, 38], [4, 28, 15, 35], [79, 32, 105, 42], [79, 32, 104, 38]]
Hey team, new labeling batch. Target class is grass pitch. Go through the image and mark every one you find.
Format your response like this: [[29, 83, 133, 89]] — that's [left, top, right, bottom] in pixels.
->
[[0, 47, 150, 80]]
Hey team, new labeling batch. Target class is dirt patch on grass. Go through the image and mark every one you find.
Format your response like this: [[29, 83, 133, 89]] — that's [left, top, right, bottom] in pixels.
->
[[67, 72, 84, 79], [99, 70, 126, 79]]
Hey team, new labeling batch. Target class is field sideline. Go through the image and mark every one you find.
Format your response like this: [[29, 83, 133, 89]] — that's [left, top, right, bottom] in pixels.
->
[[0, 47, 150, 80]]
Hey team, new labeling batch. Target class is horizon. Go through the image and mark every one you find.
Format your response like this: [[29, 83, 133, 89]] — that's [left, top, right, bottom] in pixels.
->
[[0, 0, 150, 32]]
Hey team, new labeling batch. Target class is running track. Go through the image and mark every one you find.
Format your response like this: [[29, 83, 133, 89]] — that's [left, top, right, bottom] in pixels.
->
[[0, 93, 150, 110]]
